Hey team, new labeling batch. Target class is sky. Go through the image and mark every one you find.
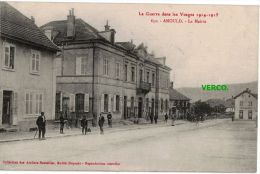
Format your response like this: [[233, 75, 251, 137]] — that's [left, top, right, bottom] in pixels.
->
[[9, 2, 259, 88]]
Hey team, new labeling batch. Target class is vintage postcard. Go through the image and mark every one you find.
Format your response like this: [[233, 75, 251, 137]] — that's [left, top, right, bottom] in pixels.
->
[[0, 1, 258, 172]]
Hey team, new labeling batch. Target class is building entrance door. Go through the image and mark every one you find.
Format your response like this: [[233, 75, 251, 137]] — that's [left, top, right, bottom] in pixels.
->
[[2, 91, 12, 125], [123, 96, 127, 119], [138, 97, 143, 118]]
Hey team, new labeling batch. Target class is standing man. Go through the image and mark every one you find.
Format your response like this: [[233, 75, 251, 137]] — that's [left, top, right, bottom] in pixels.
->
[[36, 112, 46, 140], [81, 116, 88, 135], [150, 114, 154, 124], [60, 115, 65, 134], [154, 114, 158, 124], [98, 114, 105, 134], [107, 112, 112, 128], [165, 113, 169, 123]]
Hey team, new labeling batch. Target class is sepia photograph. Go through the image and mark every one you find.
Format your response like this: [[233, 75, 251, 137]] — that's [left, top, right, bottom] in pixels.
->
[[0, 1, 258, 172]]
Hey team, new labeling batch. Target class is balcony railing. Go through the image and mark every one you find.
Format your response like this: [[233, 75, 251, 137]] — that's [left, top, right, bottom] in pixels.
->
[[137, 81, 151, 94]]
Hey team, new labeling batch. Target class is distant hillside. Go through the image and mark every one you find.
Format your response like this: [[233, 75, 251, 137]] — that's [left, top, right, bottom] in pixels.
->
[[177, 81, 258, 102]]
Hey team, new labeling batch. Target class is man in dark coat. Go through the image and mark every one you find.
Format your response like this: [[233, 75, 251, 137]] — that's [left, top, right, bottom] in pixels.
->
[[60, 115, 65, 134], [165, 113, 169, 123], [154, 115, 158, 124], [36, 112, 46, 140], [150, 114, 154, 124], [98, 114, 105, 134], [107, 112, 112, 128], [81, 117, 88, 135]]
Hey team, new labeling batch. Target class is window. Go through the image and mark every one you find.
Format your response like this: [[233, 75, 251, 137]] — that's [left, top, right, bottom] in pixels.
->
[[248, 110, 252, 120], [146, 71, 150, 83], [116, 62, 120, 78], [139, 69, 143, 83], [124, 64, 128, 81], [103, 58, 109, 75], [81, 57, 87, 75], [31, 50, 40, 73], [161, 99, 164, 111], [104, 94, 108, 112], [3, 44, 15, 70], [131, 97, 134, 111], [152, 73, 155, 87], [131, 67, 135, 82], [75, 94, 84, 112], [239, 110, 243, 119], [146, 98, 149, 110], [35, 93, 43, 114], [248, 101, 252, 106], [76, 56, 88, 75], [25, 92, 33, 115], [240, 101, 243, 106], [165, 100, 168, 111], [116, 95, 120, 112]]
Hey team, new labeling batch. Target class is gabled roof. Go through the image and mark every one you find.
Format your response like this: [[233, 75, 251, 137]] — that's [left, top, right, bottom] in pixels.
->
[[0, 2, 59, 52], [169, 88, 190, 101], [41, 18, 105, 45], [233, 88, 258, 99]]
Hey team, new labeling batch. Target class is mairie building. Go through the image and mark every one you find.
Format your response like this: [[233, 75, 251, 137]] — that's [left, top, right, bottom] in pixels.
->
[[41, 9, 171, 125]]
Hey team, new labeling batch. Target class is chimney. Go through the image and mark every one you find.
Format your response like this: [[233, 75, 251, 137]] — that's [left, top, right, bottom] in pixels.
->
[[99, 20, 116, 44], [170, 82, 174, 89], [67, 8, 75, 38], [104, 20, 110, 31], [31, 16, 35, 23]]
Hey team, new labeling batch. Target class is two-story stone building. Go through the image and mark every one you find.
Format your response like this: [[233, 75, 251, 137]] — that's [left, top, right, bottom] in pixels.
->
[[0, 2, 59, 130], [41, 9, 171, 124], [234, 88, 257, 120]]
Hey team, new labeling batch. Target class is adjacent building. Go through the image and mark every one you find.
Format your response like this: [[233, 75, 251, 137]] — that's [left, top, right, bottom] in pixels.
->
[[234, 88, 257, 120], [40, 9, 171, 124], [169, 83, 190, 119], [0, 2, 59, 130]]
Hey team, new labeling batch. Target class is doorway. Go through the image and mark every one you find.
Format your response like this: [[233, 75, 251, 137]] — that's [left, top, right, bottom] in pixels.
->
[[123, 96, 127, 119], [138, 97, 143, 118], [2, 91, 12, 125]]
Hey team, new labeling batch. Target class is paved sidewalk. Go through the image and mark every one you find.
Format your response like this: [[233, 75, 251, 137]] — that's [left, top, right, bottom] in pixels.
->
[[0, 119, 187, 143], [0, 118, 230, 143]]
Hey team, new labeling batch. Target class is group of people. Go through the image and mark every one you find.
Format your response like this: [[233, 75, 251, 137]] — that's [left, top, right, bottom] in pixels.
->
[[35, 112, 113, 140], [35, 111, 178, 140]]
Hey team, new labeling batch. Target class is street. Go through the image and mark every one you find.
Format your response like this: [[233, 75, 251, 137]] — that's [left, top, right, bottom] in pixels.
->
[[0, 119, 257, 172]]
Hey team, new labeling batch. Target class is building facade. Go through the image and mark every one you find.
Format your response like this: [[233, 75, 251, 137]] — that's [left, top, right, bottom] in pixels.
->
[[0, 2, 59, 130], [169, 83, 190, 119], [234, 88, 257, 120], [41, 9, 171, 124]]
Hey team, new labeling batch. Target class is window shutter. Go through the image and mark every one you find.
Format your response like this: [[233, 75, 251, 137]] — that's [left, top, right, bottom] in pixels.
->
[[127, 99, 130, 107], [108, 94, 111, 112], [60, 92, 63, 112], [100, 94, 104, 112], [76, 57, 81, 75], [113, 95, 116, 112], [69, 94, 75, 112], [0, 90, 2, 118], [12, 92, 18, 125], [84, 93, 89, 112]]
